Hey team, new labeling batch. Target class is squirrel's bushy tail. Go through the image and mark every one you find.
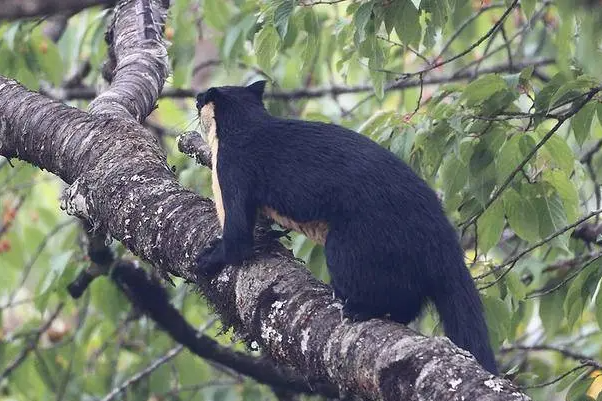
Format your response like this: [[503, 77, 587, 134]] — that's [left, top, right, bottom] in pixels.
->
[[431, 266, 498, 375]]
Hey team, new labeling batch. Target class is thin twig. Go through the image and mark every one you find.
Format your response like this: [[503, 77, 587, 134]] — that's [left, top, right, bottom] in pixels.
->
[[500, 25, 513, 71], [102, 345, 185, 401], [156, 381, 240, 398], [341, 92, 376, 117], [5, 220, 75, 307], [438, 2, 507, 57], [472, 25, 502, 78], [526, 254, 602, 299], [100, 318, 218, 401], [410, 73, 424, 116], [0, 304, 64, 380], [298, 0, 349, 5], [502, 344, 602, 370], [476, 206, 602, 282], [520, 364, 590, 389], [376, 35, 430, 65], [395, 0, 519, 81]]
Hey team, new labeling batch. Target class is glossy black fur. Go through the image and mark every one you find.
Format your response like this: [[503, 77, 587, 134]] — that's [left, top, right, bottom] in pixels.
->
[[195, 82, 498, 374]]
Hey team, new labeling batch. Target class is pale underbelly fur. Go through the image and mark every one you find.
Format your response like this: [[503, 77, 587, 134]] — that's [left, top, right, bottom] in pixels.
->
[[201, 102, 328, 245]]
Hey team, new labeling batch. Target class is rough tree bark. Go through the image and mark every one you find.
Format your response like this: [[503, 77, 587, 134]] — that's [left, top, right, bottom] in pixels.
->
[[0, 0, 530, 400]]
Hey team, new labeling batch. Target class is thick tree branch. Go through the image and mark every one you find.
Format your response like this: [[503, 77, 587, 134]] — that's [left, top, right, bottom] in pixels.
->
[[0, 0, 530, 399], [88, 0, 169, 121]]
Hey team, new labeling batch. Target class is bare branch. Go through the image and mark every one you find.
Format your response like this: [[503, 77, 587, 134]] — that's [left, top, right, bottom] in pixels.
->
[[42, 58, 555, 102], [501, 344, 602, 370], [0, 0, 115, 20]]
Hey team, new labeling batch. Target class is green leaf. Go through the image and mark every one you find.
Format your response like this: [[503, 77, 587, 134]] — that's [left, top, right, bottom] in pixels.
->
[[421, 0, 449, 28], [274, 0, 296, 39], [496, 136, 524, 185], [34, 38, 63, 86], [572, 102, 596, 146], [595, 278, 602, 330], [14, 57, 39, 90], [222, 14, 257, 62], [441, 156, 468, 199], [519, 134, 537, 156], [534, 73, 568, 116], [481, 294, 511, 348], [91, 277, 129, 325], [390, 126, 416, 162], [361, 34, 386, 99], [564, 259, 600, 330], [566, 377, 595, 401], [542, 170, 579, 223], [540, 287, 567, 337], [461, 75, 509, 107], [477, 198, 505, 254], [381, 4, 395, 35], [519, 66, 535, 87], [9, 358, 46, 398], [35, 251, 74, 310], [359, 111, 394, 140], [393, 0, 421, 47], [521, 0, 536, 19], [423, 21, 438, 49], [3, 22, 21, 51], [469, 139, 495, 172], [548, 75, 599, 113], [254, 24, 280, 71], [505, 271, 526, 301], [300, 9, 319, 74], [543, 134, 575, 175], [530, 183, 569, 250], [503, 188, 540, 243], [556, 1, 574, 73], [203, 0, 231, 30], [556, 366, 587, 392], [353, 1, 374, 46], [502, 72, 521, 91]]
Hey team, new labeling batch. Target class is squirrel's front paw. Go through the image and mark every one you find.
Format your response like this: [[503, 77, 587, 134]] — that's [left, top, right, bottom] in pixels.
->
[[195, 238, 225, 277]]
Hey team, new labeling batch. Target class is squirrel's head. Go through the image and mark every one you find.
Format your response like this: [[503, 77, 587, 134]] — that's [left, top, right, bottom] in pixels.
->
[[196, 80, 267, 141]]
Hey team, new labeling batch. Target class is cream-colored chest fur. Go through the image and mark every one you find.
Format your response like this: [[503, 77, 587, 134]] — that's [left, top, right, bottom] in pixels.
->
[[199, 102, 328, 243], [200, 102, 225, 229]]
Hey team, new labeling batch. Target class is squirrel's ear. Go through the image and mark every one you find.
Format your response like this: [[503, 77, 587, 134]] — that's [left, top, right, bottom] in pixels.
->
[[205, 87, 220, 102], [247, 80, 266, 100], [196, 88, 220, 109]]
